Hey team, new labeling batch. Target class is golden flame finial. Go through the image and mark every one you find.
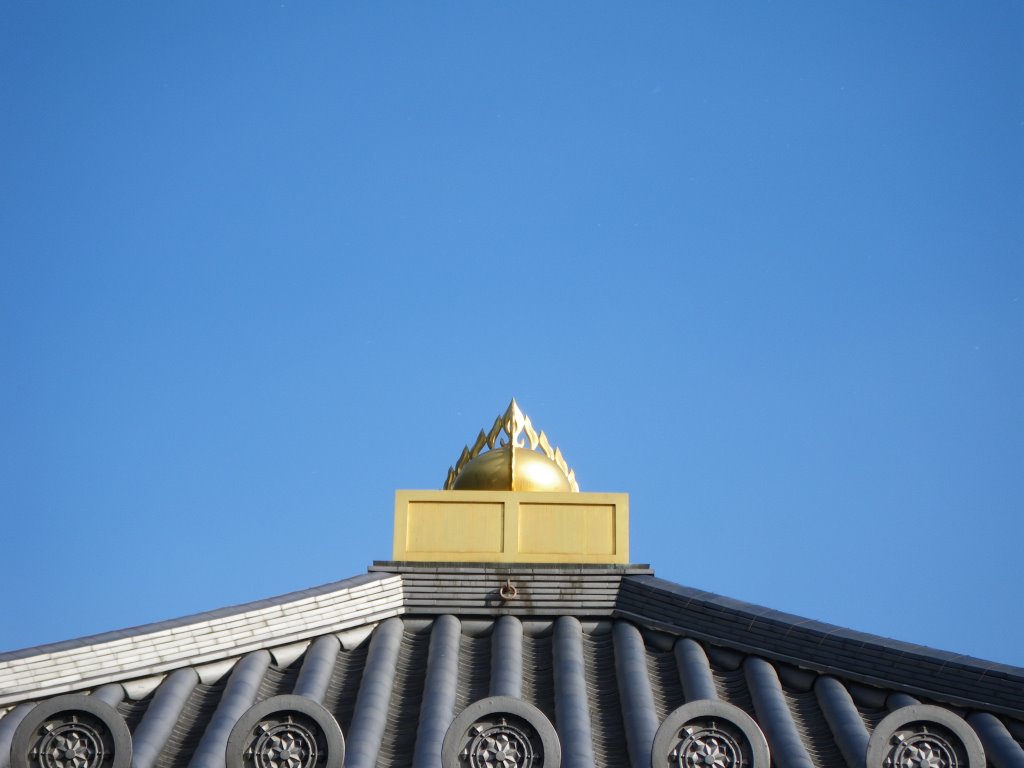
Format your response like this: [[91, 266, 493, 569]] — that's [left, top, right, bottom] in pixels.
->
[[445, 399, 579, 492]]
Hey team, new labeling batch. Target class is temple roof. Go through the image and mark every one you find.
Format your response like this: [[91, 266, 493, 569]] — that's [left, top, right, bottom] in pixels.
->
[[3, 403, 1021, 768], [2, 564, 1022, 768]]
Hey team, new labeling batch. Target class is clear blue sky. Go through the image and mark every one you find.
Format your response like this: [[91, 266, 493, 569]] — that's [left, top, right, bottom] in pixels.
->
[[2, 4, 1022, 667]]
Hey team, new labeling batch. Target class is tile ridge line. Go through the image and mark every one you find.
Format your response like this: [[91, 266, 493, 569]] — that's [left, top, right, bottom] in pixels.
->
[[620, 575, 1024, 680], [0, 571, 400, 664]]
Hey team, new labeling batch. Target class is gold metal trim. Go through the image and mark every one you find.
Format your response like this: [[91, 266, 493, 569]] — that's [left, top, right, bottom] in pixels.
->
[[444, 399, 579, 492]]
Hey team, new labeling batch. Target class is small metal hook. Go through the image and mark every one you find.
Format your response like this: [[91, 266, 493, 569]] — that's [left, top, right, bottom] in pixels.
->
[[499, 579, 518, 600]]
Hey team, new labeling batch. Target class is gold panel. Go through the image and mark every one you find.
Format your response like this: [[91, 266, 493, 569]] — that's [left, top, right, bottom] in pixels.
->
[[519, 503, 616, 555], [393, 490, 629, 563], [404, 501, 504, 553]]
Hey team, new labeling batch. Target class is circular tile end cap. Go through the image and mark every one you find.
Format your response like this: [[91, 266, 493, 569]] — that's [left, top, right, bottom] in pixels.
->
[[442, 696, 561, 768], [651, 699, 770, 768], [11, 694, 132, 768], [225, 694, 344, 768], [867, 704, 984, 768]]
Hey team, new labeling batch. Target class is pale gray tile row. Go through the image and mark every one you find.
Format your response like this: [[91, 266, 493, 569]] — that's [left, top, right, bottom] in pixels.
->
[[0, 573, 393, 664], [0, 576, 403, 706]]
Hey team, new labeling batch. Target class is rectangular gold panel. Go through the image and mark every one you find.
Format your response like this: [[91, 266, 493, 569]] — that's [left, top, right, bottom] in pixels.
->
[[405, 501, 504, 553], [519, 503, 616, 555], [393, 490, 629, 563]]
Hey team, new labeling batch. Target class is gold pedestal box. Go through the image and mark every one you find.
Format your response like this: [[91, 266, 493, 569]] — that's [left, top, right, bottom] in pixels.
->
[[393, 490, 629, 564]]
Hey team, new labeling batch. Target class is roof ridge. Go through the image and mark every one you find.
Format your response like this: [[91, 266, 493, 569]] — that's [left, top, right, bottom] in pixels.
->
[[618, 575, 1024, 716], [624, 575, 1024, 676], [0, 573, 404, 706], [0, 573, 388, 663]]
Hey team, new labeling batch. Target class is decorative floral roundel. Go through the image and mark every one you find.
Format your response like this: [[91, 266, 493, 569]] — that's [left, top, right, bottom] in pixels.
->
[[226, 695, 344, 768], [442, 697, 561, 768], [888, 726, 957, 768], [465, 717, 537, 768], [11, 695, 132, 768], [35, 715, 107, 768], [672, 720, 746, 768], [249, 713, 321, 768], [652, 700, 770, 768], [867, 705, 984, 768]]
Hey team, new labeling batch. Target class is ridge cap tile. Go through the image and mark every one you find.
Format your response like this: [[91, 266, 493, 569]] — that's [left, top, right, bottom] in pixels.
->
[[623, 574, 1024, 675], [0, 571, 397, 662]]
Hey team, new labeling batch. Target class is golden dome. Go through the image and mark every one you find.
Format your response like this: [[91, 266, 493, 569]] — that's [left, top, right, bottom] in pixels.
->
[[452, 444, 573, 492], [445, 399, 579, 492]]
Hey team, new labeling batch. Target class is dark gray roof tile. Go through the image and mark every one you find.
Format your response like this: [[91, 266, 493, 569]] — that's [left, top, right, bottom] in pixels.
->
[[886, 692, 920, 709], [132, 668, 199, 768], [344, 617, 403, 768], [674, 637, 716, 702], [814, 675, 869, 768], [490, 616, 523, 698], [552, 617, 595, 768], [412, 615, 460, 768], [292, 635, 339, 704], [745, 657, 815, 768], [0, 703, 35, 768], [969, 712, 1024, 768], [91, 683, 126, 707], [613, 621, 659, 768], [188, 650, 270, 768]]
